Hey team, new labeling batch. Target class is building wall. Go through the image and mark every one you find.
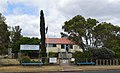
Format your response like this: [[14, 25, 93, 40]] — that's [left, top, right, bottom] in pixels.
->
[[46, 44, 83, 53], [73, 45, 83, 52], [58, 52, 72, 58]]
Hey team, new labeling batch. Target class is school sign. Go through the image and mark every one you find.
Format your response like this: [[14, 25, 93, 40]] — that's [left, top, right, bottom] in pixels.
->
[[20, 45, 39, 50]]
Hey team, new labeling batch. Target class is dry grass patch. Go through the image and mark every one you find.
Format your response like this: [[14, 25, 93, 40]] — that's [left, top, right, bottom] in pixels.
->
[[0, 66, 62, 72], [0, 59, 20, 65], [69, 65, 120, 71]]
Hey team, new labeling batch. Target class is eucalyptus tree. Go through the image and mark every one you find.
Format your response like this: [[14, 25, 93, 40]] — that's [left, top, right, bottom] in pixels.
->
[[62, 14, 120, 53], [86, 18, 98, 47], [9, 26, 22, 53], [0, 13, 10, 54], [62, 15, 86, 51], [62, 15, 98, 51], [93, 22, 120, 49]]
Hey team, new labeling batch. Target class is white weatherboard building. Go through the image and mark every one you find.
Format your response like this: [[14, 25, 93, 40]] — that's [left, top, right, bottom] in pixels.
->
[[46, 38, 83, 58]]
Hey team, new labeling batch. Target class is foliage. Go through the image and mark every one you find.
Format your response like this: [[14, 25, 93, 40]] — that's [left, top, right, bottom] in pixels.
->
[[61, 15, 120, 54], [12, 37, 40, 53], [73, 51, 93, 63], [93, 22, 120, 48], [22, 56, 31, 63], [92, 47, 115, 59], [9, 25, 22, 53], [49, 52, 58, 57], [19, 37, 40, 45], [0, 13, 10, 54], [61, 15, 98, 51], [115, 52, 120, 59], [74, 47, 115, 63], [10, 26, 22, 43]]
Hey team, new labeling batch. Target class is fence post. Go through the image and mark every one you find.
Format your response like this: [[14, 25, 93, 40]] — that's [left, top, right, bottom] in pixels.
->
[[116, 59, 118, 65], [58, 58, 60, 65], [106, 60, 108, 65], [85, 58, 88, 62], [113, 59, 115, 65], [111, 60, 113, 65], [96, 60, 98, 65], [110, 60, 111, 65], [103, 60, 105, 65], [91, 59, 92, 62], [100, 60, 101, 65]]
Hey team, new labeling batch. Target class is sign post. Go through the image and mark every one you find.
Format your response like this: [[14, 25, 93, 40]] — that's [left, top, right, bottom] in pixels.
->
[[49, 57, 57, 64], [20, 45, 41, 65]]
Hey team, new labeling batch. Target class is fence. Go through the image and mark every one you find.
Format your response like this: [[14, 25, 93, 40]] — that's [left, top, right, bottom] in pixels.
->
[[76, 59, 120, 65], [95, 59, 119, 65]]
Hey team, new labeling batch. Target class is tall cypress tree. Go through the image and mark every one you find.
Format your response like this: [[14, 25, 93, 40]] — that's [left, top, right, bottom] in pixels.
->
[[40, 10, 46, 63]]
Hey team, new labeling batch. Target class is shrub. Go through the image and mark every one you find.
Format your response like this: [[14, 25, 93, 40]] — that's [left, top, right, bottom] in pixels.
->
[[73, 51, 93, 63], [92, 47, 115, 59], [22, 56, 30, 63], [49, 52, 58, 57], [115, 52, 120, 59]]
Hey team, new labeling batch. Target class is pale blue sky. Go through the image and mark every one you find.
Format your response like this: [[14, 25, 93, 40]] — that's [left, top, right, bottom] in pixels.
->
[[0, 0, 120, 38], [5, 2, 38, 15]]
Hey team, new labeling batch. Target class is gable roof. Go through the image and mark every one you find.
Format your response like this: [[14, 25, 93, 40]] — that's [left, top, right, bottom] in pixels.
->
[[46, 38, 74, 44]]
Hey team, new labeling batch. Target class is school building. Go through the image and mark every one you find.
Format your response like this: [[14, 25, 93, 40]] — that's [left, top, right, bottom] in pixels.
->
[[46, 38, 83, 58]]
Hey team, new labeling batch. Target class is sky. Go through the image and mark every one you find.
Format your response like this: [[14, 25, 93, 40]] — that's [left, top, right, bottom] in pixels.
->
[[0, 0, 120, 38]]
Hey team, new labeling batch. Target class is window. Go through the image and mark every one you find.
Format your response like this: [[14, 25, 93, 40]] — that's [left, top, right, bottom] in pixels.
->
[[48, 44, 56, 47], [66, 44, 69, 52], [48, 44, 53, 47], [70, 45, 73, 49], [61, 44, 73, 49], [53, 44, 56, 47], [61, 44, 64, 49]]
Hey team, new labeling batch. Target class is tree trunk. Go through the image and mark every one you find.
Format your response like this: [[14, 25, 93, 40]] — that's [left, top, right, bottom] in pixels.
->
[[79, 36, 85, 52]]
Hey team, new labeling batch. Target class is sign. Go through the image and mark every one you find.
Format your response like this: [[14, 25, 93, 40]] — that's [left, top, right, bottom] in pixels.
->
[[71, 58, 75, 62], [49, 57, 57, 63], [62, 60, 68, 63], [20, 45, 39, 50]]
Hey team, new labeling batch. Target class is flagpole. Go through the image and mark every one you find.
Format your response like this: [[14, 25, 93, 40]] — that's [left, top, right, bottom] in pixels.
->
[[46, 34, 49, 58], [46, 26, 49, 58]]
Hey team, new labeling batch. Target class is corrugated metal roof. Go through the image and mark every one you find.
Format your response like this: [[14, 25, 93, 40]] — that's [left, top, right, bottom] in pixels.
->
[[46, 38, 74, 44]]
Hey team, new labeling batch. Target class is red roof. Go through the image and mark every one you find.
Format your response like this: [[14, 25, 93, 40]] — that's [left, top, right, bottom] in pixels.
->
[[46, 38, 74, 44]]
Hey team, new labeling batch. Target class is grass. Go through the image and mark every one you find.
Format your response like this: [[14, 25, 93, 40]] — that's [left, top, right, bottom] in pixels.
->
[[0, 59, 20, 65], [66, 65, 120, 71], [0, 65, 120, 72], [0, 65, 62, 72]]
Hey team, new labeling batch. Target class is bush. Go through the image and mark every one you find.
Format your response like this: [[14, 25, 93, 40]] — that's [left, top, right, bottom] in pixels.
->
[[22, 56, 30, 63], [73, 51, 93, 63], [49, 52, 58, 57], [92, 47, 115, 59], [115, 52, 120, 59]]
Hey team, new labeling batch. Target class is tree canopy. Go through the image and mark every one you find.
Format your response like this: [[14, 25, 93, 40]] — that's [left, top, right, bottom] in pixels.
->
[[12, 37, 40, 53], [62, 15, 120, 53], [0, 13, 10, 54]]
